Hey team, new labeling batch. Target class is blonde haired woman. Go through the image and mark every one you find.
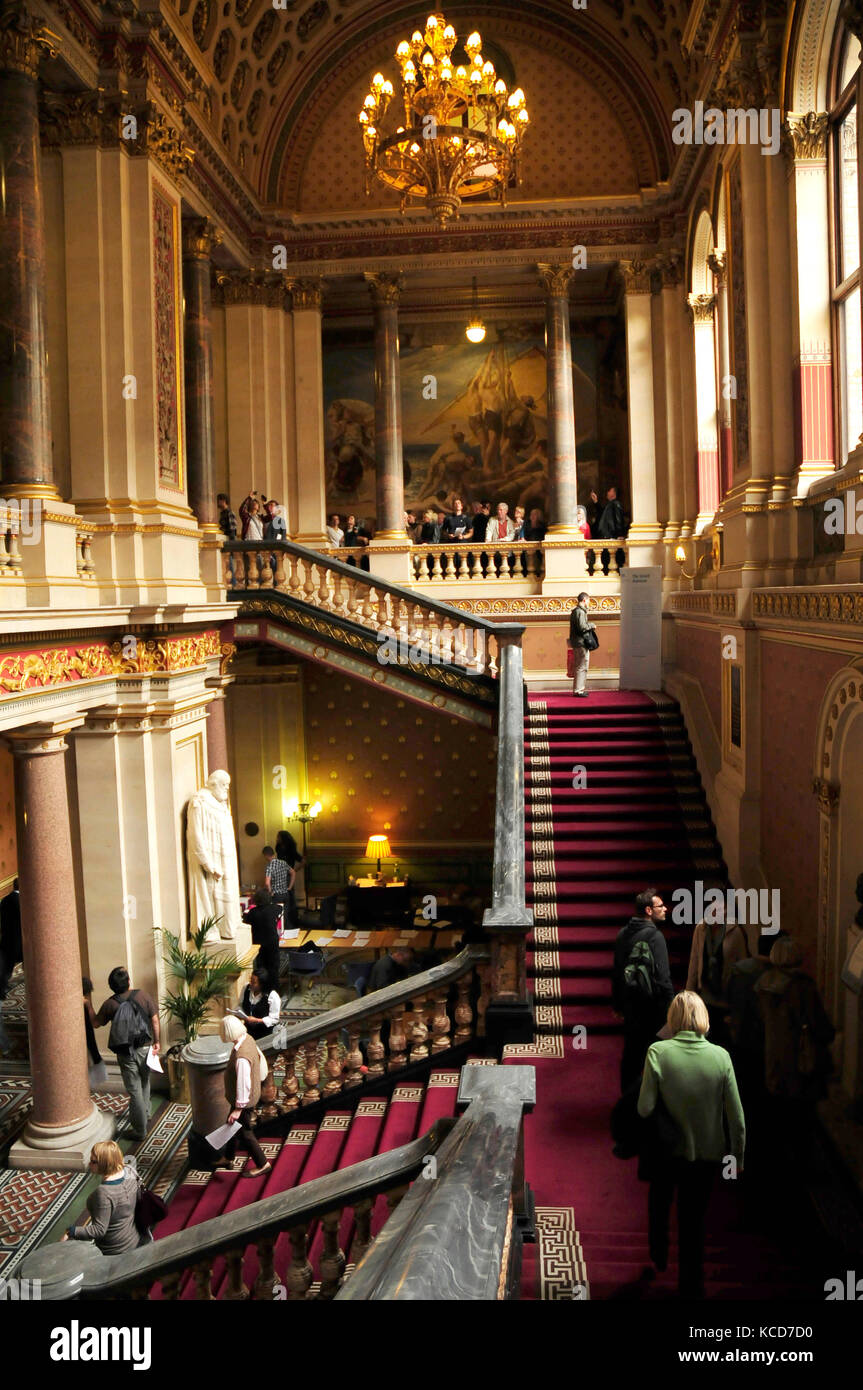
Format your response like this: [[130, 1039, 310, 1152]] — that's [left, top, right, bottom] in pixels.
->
[[216, 1015, 271, 1179], [638, 990, 745, 1298], [61, 1140, 143, 1255]]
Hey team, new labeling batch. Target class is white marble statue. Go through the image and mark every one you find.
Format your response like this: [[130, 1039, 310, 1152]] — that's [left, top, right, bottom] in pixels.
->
[[186, 770, 242, 941]]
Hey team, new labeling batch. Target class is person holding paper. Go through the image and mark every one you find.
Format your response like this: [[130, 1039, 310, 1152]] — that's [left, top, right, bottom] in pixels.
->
[[217, 1015, 271, 1179], [236, 968, 281, 1041]]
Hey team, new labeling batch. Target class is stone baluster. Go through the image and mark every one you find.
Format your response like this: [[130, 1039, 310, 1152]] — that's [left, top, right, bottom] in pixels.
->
[[317, 1209, 346, 1299], [161, 1272, 181, 1300], [454, 975, 474, 1046], [367, 1017, 386, 1076], [302, 1042, 321, 1105], [322, 1032, 343, 1099], [75, 531, 85, 576], [241, 550, 252, 590], [82, 532, 95, 576], [279, 1046, 300, 1112], [440, 618, 454, 664], [222, 548, 232, 588], [431, 989, 451, 1053], [454, 625, 467, 665], [285, 1224, 313, 1300], [193, 1259, 214, 1300], [488, 636, 499, 679], [287, 553, 301, 600], [0, 524, 9, 573], [352, 1197, 374, 1264], [254, 1236, 278, 1299], [375, 588, 389, 629], [273, 548, 286, 589], [344, 1028, 364, 1087], [387, 1005, 407, 1070], [361, 585, 375, 624], [332, 570, 347, 618], [316, 563, 330, 610], [409, 995, 429, 1063], [411, 550, 422, 581], [345, 576, 359, 622], [302, 559, 316, 605], [223, 1248, 249, 1300], [430, 550, 443, 581], [6, 528, 22, 574]]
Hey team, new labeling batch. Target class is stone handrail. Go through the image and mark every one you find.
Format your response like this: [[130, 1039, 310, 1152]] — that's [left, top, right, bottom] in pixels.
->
[[23, 1120, 457, 1301], [257, 946, 490, 1111], [337, 1064, 535, 1300], [222, 537, 525, 678]]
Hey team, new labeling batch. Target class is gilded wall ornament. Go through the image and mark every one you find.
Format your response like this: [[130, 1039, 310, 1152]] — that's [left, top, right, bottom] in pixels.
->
[[783, 112, 829, 162]]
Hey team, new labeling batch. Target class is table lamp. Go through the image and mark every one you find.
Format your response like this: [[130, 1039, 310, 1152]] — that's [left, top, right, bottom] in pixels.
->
[[365, 833, 391, 882]]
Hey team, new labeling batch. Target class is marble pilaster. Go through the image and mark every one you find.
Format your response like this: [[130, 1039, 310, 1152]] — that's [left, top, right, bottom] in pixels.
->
[[620, 261, 663, 563], [290, 279, 328, 545]]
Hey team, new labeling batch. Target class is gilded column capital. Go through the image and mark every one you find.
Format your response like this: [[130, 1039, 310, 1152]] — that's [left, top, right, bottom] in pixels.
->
[[655, 251, 684, 289], [707, 250, 726, 285], [290, 277, 325, 310], [182, 216, 223, 261], [537, 263, 574, 297], [216, 270, 287, 307], [619, 259, 651, 294], [782, 111, 829, 162], [688, 293, 716, 323], [812, 776, 840, 814], [364, 271, 402, 306], [0, 6, 57, 79]]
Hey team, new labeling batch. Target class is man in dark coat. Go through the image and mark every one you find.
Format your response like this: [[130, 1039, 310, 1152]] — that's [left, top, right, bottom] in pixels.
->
[[366, 946, 420, 995], [613, 888, 674, 1090], [0, 879, 22, 998], [596, 485, 628, 539]]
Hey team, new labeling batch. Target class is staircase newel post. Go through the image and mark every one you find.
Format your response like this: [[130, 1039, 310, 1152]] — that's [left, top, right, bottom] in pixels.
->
[[482, 626, 535, 1048]]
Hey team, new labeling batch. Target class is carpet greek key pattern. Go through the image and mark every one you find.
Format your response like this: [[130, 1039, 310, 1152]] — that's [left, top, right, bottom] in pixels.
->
[[534, 1206, 590, 1301], [534, 976, 561, 1000], [392, 1087, 424, 1101], [531, 860, 555, 879], [320, 1114, 351, 1131], [355, 1098, 388, 1116], [532, 906, 559, 927], [427, 1072, 458, 1088], [286, 1128, 316, 1145], [501, 1034, 564, 1059]]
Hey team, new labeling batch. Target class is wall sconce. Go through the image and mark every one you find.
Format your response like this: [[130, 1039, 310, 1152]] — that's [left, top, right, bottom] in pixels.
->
[[674, 543, 696, 580]]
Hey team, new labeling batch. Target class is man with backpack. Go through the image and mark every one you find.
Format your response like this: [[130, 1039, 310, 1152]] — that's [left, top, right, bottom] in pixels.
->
[[86, 968, 160, 1142], [613, 888, 674, 1090]]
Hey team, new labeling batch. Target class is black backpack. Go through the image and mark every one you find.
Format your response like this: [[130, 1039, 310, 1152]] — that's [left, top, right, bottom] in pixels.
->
[[623, 938, 656, 1003], [108, 992, 152, 1053]]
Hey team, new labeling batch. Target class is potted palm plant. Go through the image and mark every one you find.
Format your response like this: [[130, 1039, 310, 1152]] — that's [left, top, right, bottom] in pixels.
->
[[158, 917, 246, 1102]]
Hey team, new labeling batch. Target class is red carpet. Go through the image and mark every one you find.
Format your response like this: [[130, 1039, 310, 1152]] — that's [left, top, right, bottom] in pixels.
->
[[511, 691, 823, 1300]]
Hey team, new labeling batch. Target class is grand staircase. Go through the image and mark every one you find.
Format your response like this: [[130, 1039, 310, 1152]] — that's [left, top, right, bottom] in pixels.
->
[[520, 690, 836, 1301]]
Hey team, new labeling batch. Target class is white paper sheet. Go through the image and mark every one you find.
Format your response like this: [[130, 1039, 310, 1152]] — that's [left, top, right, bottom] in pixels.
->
[[333, 929, 352, 938], [280, 928, 300, 941], [205, 1120, 241, 1150], [146, 1046, 163, 1073]]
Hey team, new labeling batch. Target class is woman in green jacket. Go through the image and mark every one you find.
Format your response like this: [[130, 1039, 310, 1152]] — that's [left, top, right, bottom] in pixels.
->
[[638, 990, 746, 1298]]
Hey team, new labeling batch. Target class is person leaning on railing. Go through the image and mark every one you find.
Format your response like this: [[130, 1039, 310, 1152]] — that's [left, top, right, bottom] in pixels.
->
[[61, 1141, 147, 1255]]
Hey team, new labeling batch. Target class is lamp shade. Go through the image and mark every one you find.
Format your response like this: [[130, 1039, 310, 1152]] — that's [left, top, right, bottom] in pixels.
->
[[365, 834, 391, 861]]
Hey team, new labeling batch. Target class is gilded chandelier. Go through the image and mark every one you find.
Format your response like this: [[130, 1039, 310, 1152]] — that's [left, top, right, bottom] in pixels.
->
[[359, 11, 529, 225]]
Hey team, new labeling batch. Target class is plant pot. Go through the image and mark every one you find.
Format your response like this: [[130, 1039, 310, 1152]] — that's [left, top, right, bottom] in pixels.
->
[[165, 1054, 190, 1106]]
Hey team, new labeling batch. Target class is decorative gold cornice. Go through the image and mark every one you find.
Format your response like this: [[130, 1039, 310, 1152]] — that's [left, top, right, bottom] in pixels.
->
[[753, 590, 863, 625], [289, 277, 324, 311], [0, 7, 57, 79], [214, 269, 286, 307], [449, 595, 622, 617], [364, 271, 402, 306], [782, 112, 829, 162], [182, 215, 223, 261], [537, 263, 574, 298], [688, 293, 716, 323], [0, 630, 221, 698], [619, 258, 651, 294], [812, 776, 840, 814]]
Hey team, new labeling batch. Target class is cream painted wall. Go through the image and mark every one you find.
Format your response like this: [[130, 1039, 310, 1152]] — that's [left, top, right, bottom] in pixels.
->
[[42, 150, 71, 502], [225, 673, 304, 889]]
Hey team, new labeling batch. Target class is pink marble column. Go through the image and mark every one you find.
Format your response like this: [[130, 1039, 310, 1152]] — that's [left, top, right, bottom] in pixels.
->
[[365, 272, 406, 538], [5, 722, 114, 1169]]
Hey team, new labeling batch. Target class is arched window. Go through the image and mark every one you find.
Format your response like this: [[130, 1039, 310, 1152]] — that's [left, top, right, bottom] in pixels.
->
[[830, 28, 862, 463]]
